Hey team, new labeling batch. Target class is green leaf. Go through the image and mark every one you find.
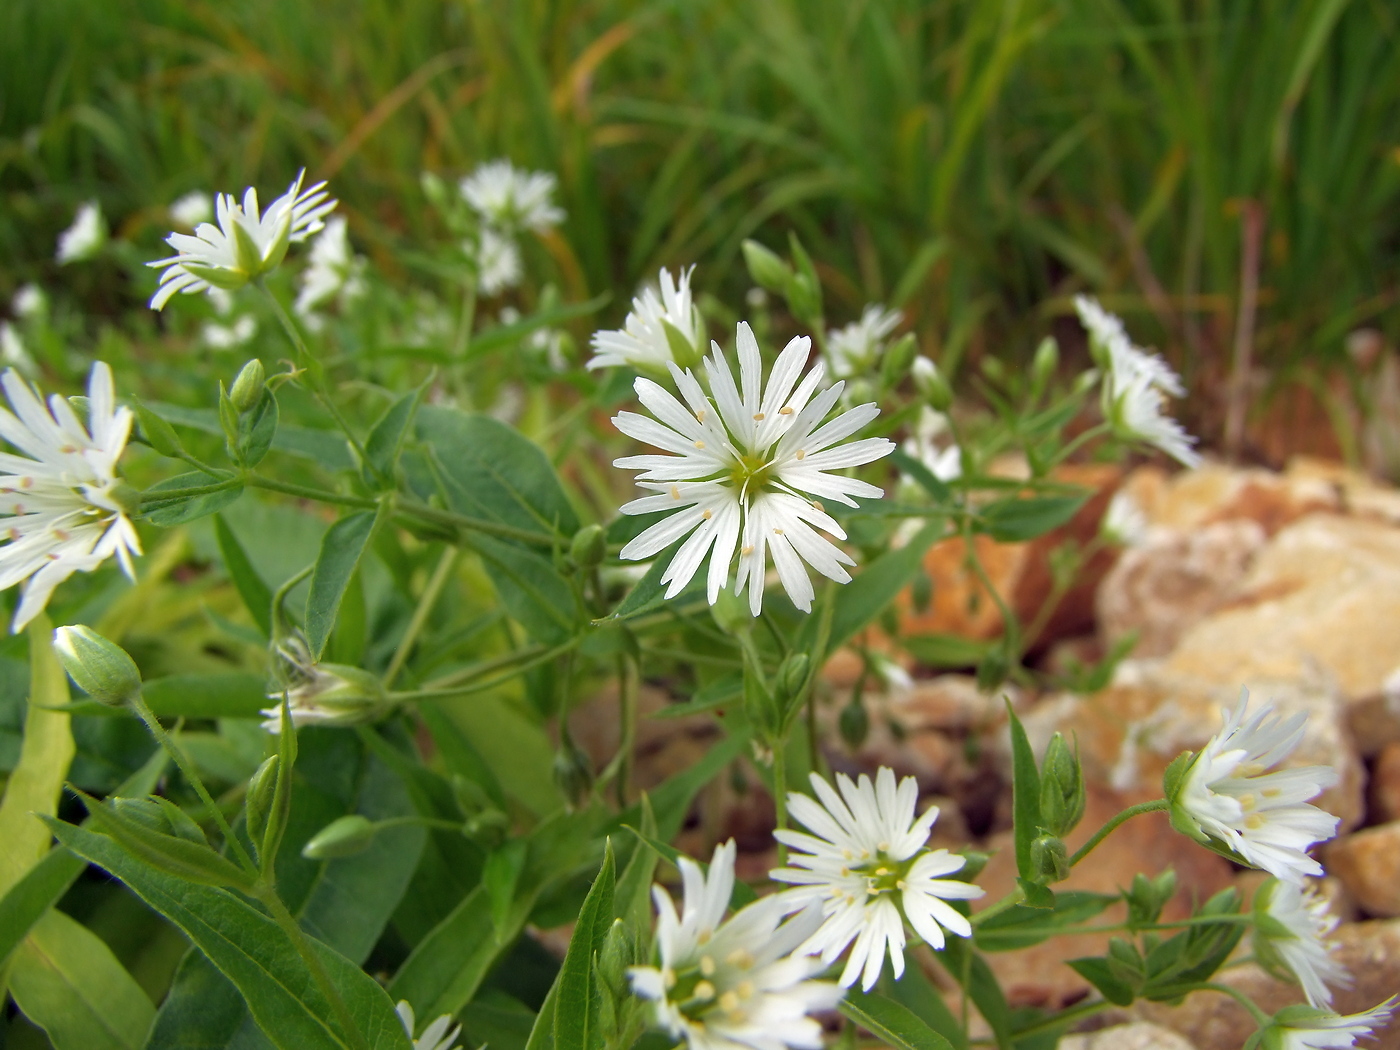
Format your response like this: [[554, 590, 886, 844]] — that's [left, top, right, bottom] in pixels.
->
[[0, 616, 75, 898], [799, 520, 943, 655], [72, 796, 256, 891], [216, 514, 273, 636], [1065, 957, 1135, 1006], [9, 909, 155, 1050], [1006, 703, 1043, 888], [935, 939, 1014, 1050], [141, 672, 270, 719], [978, 495, 1085, 543], [902, 634, 992, 669], [46, 819, 413, 1050], [881, 966, 967, 1050], [890, 447, 952, 503], [0, 849, 84, 970], [364, 384, 427, 486], [470, 533, 581, 645], [974, 892, 1116, 952], [142, 471, 245, 526], [613, 796, 660, 930], [485, 840, 529, 942], [305, 510, 379, 661], [840, 990, 955, 1050], [414, 408, 579, 539], [235, 388, 279, 468], [553, 840, 615, 1050], [147, 402, 355, 470]]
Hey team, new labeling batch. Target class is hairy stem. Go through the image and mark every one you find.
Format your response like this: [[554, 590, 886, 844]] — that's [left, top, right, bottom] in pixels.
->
[[1069, 798, 1169, 867], [384, 547, 457, 688]]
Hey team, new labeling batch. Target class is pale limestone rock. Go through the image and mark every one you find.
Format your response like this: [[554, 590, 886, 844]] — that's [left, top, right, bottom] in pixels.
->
[[1325, 823, 1400, 917], [1372, 742, 1400, 824], [1059, 1022, 1197, 1050]]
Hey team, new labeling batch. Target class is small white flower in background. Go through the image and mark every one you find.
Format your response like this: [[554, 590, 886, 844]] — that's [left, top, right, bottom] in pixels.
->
[[588, 266, 704, 372], [262, 634, 390, 732], [629, 840, 843, 1050], [826, 304, 901, 380], [394, 1001, 462, 1050], [0, 324, 33, 372], [901, 407, 961, 486], [295, 216, 365, 317], [870, 653, 914, 695], [459, 159, 564, 234], [771, 767, 984, 991], [169, 190, 213, 229], [147, 171, 337, 310], [1074, 295, 1200, 467], [474, 227, 522, 296], [1253, 879, 1348, 1009], [200, 315, 258, 350], [0, 362, 141, 632], [12, 284, 47, 320], [56, 201, 107, 264], [1100, 489, 1148, 547], [1258, 998, 1396, 1050], [613, 321, 894, 615], [1168, 691, 1340, 884]]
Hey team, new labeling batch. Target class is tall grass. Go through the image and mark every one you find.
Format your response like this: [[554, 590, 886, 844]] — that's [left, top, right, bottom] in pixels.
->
[[2, 0, 1397, 387]]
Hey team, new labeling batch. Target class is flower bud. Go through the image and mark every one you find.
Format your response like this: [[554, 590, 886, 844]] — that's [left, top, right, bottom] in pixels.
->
[[53, 625, 142, 706], [595, 918, 635, 1002], [881, 332, 918, 387], [553, 729, 594, 811], [741, 240, 792, 294], [245, 755, 280, 846], [1030, 336, 1059, 396], [230, 359, 266, 413], [777, 652, 810, 702], [1029, 834, 1070, 884], [1038, 732, 1086, 837], [839, 698, 870, 751], [980, 356, 1006, 384], [569, 523, 607, 570], [133, 401, 184, 457], [912, 357, 953, 412], [787, 273, 822, 327], [302, 814, 377, 860], [264, 635, 392, 732]]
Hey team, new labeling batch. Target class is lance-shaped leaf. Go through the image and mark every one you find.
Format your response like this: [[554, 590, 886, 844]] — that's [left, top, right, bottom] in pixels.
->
[[553, 840, 615, 1050], [305, 507, 381, 660]]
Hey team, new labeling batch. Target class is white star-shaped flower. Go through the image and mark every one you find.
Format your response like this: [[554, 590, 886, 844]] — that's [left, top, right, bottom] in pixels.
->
[[473, 227, 523, 296], [295, 216, 365, 316], [1260, 998, 1396, 1050], [612, 322, 894, 614], [1253, 878, 1348, 1008], [147, 171, 336, 310], [56, 201, 107, 264], [588, 266, 704, 372], [629, 840, 843, 1050], [901, 407, 961, 485], [395, 1001, 462, 1050], [1169, 691, 1339, 884], [0, 362, 140, 631], [459, 159, 564, 234], [169, 190, 213, 229], [826, 305, 901, 380], [771, 767, 984, 991]]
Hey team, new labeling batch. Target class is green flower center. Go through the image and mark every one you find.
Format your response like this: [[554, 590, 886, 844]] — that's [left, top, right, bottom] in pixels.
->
[[728, 452, 776, 494]]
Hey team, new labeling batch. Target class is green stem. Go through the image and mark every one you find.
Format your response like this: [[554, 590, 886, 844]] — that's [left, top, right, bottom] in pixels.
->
[[1010, 997, 1113, 1040], [175, 449, 227, 476], [394, 638, 582, 701], [615, 651, 638, 806], [371, 815, 464, 833], [970, 886, 1025, 926], [960, 511, 1020, 656], [140, 475, 245, 504], [246, 475, 377, 509], [384, 547, 457, 688], [1046, 422, 1111, 470], [772, 735, 788, 866], [1069, 798, 1168, 867], [129, 695, 257, 874], [1200, 982, 1271, 1025], [258, 887, 371, 1050], [452, 276, 477, 361]]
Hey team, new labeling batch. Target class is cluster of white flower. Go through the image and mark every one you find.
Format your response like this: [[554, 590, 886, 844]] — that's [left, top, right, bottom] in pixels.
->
[[900, 407, 961, 487], [294, 216, 366, 322], [588, 266, 704, 373], [1074, 296, 1200, 467], [459, 160, 563, 297], [0, 362, 140, 631]]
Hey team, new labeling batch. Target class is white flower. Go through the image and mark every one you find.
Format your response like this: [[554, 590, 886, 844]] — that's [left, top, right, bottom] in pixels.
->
[[395, 1002, 461, 1050], [1262, 999, 1397, 1050], [1, 324, 33, 371], [147, 171, 337, 310], [200, 315, 258, 350], [459, 160, 564, 233], [902, 408, 961, 485], [826, 305, 901, 380], [613, 322, 894, 615], [1253, 879, 1348, 1008], [295, 216, 364, 316], [56, 201, 106, 264], [474, 227, 522, 296], [629, 840, 843, 1050], [12, 284, 47, 320], [588, 266, 704, 372], [0, 363, 140, 631], [1074, 295, 1199, 467], [771, 768, 984, 991], [169, 191, 213, 229], [1100, 489, 1148, 546], [262, 635, 389, 732], [1169, 691, 1340, 884]]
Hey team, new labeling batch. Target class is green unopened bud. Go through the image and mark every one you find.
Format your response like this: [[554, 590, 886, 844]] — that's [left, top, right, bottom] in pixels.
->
[[778, 652, 810, 702], [421, 171, 451, 210], [570, 523, 607, 570], [1031, 336, 1059, 396], [245, 755, 280, 846], [741, 240, 792, 293], [845, 377, 876, 407], [270, 637, 392, 730], [881, 333, 918, 387], [302, 814, 377, 860], [1126, 869, 1176, 928], [230, 359, 266, 413], [1073, 368, 1101, 396], [133, 401, 184, 457], [463, 808, 509, 847], [839, 699, 869, 751], [1038, 732, 1086, 837], [1029, 834, 1070, 884], [596, 918, 634, 1001], [976, 648, 1010, 692], [787, 273, 822, 327], [553, 729, 594, 811], [451, 774, 493, 817], [53, 625, 142, 706], [911, 357, 953, 412], [980, 356, 1006, 384]]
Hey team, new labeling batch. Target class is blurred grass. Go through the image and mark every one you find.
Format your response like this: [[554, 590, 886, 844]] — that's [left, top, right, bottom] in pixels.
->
[[2, 0, 1397, 381]]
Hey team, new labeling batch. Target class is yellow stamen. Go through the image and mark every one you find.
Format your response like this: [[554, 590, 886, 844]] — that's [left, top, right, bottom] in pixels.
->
[[795, 450, 806, 460], [719, 991, 740, 1013], [694, 440, 706, 449], [694, 981, 716, 1001], [670, 485, 681, 500], [753, 412, 765, 421], [702, 508, 713, 519], [779, 406, 795, 415], [699, 955, 716, 976]]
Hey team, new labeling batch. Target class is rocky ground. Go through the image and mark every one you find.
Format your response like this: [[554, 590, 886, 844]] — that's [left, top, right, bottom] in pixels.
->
[[571, 456, 1400, 1049]]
